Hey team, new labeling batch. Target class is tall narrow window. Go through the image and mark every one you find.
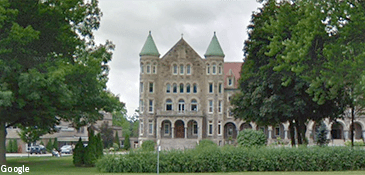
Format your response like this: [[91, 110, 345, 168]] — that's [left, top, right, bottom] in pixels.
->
[[180, 83, 184, 93], [186, 83, 191, 93], [228, 124, 233, 136], [141, 63, 144, 73], [208, 121, 213, 135], [191, 99, 198, 111], [208, 100, 213, 113], [149, 82, 154, 93], [275, 126, 280, 136], [166, 99, 173, 111], [152, 63, 157, 74], [164, 123, 170, 135], [173, 83, 177, 93], [218, 100, 222, 113], [228, 78, 233, 86], [219, 83, 222, 93], [218, 64, 222, 74], [173, 64, 178, 74], [148, 120, 153, 134], [209, 83, 213, 93], [140, 119, 144, 135], [180, 64, 184, 74], [193, 122, 198, 135], [187, 64, 191, 75], [212, 64, 216, 74], [193, 83, 197, 93], [140, 82, 144, 93], [149, 100, 153, 113], [178, 99, 185, 113], [140, 100, 144, 113], [206, 64, 210, 74], [166, 84, 171, 93], [146, 64, 151, 73], [218, 121, 222, 135]]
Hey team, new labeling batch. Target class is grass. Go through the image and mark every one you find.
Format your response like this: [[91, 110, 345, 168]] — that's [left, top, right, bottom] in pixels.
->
[[3, 156, 365, 175]]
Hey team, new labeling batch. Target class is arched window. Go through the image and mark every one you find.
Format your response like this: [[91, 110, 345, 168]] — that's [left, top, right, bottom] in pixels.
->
[[166, 83, 171, 93], [141, 63, 144, 73], [186, 83, 191, 93], [166, 99, 173, 111], [173, 83, 177, 93], [212, 64, 216, 74], [193, 83, 197, 93], [153, 63, 157, 74], [173, 64, 178, 74], [178, 99, 185, 113], [186, 64, 191, 75], [206, 64, 210, 74], [218, 63, 222, 74], [180, 64, 184, 74], [191, 99, 198, 111], [146, 63, 151, 74], [180, 83, 184, 93]]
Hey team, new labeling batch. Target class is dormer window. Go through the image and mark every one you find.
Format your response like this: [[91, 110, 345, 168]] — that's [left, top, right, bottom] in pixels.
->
[[228, 77, 233, 86]]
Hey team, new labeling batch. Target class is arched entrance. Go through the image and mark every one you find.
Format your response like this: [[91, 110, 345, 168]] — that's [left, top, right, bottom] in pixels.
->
[[349, 122, 363, 140], [175, 120, 185, 138], [224, 122, 237, 140], [161, 120, 172, 138], [187, 120, 198, 139], [311, 122, 323, 141], [331, 122, 344, 139], [240, 122, 252, 131]]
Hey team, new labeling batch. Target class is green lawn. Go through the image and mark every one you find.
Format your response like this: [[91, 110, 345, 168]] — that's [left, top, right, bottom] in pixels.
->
[[4, 156, 365, 175]]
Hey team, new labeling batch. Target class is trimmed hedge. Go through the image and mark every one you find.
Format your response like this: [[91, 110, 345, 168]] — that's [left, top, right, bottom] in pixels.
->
[[96, 146, 365, 173]]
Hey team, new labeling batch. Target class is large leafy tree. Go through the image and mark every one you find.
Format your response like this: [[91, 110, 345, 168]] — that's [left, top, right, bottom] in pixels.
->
[[0, 0, 123, 164], [232, 0, 346, 145]]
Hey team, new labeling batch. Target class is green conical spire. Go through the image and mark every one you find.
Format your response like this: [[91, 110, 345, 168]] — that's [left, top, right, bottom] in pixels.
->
[[204, 31, 225, 57], [140, 31, 160, 57]]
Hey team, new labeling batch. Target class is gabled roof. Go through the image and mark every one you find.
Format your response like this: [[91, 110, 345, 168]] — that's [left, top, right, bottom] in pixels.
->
[[140, 31, 160, 57], [204, 32, 225, 57], [161, 37, 202, 59], [224, 62, 243, 89]]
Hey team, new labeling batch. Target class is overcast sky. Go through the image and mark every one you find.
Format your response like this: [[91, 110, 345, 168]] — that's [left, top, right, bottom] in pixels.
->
[[93, 0, 262, 117]]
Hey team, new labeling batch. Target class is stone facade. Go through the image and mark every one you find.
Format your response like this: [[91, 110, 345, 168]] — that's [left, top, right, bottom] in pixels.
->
[[138, 32, 365, 149]]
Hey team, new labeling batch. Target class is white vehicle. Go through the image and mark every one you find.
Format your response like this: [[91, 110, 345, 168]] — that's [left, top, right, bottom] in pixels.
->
[[60, 145, 73, 154]]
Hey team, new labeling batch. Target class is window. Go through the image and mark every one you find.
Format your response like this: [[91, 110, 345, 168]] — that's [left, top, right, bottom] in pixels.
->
[[146, 64, 151, 73], [218, 64, 222, 74], [178, 99, 185, 113], [141, 63, 144, 73], [153, 63, 157, 74], [164, 123, 170, 135], [186, 83, 191, 93], [187, 64, 191, 75], [180, 64, 184, 74], [218, 100, 222, 113], [228, 78, 233, 86], [140, 82, 144, 93], [173, 83, 177, 93], [149, 82, 154, 93], [206, 64, 210, 74], [173, 64, 178, 74], [193, 122, 198, 135], [228, 108, 233, 117], [212, 64, 216, 74], [149, 100, 153, 113], [166, 84, 171, 93], [193, 83, 197, 93], [227, 124, 233, 136], [275, 126, 280, 136], [208, 100, 213, 113], [166, 99, 173, 111], [218, 121, 222, 135], [140, 119, 144, 135], [208, 121, 213, 135], [149, 120, 153, 134], [209, 83, 213, 93], [140, 100, 144, 113], [191, 99, 198, 111], [219, 83, 222, 93], [180, 83, 184, 93]]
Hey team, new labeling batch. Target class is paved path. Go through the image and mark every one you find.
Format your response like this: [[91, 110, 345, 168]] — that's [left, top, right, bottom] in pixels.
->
[[6, 153, 72, 157]]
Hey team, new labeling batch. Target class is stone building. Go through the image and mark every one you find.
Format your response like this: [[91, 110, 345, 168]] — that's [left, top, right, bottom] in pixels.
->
[[138, 31, 365, 149]]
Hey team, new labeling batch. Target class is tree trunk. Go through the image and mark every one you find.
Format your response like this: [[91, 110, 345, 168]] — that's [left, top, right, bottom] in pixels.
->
[[351, 104, 355, 148], [0, 121, 6, 165], [289, 121, 295, 147]]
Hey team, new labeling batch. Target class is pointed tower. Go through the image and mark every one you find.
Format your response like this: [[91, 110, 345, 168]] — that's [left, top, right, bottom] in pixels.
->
[[140, 31, 160, 57], [204, 31, 225, 58]]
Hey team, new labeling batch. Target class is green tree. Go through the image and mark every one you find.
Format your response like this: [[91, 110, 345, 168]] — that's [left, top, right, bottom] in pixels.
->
[[73, 137, 85, 167], [46, 138, 53, 153], [53, 138, 59, 151], [237, 129, 266, 147], [6, 140, 12, 153], [114, 131, 120, 149], [316, 122, 329, 147], [12, 139, 18, 153], [99, 122, 114, 148], [18, 126, 46, 155], [124, 134, 130, 150], [96, 133, 103, 158], [0, 0, 123, 164]]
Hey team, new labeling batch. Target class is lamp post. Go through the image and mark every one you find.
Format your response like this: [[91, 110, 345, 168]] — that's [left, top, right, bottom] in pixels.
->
[[157, 139, 160, 174]]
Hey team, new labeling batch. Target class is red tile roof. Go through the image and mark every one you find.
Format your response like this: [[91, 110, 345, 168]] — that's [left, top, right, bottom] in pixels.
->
[[224, 62, 243, 89]]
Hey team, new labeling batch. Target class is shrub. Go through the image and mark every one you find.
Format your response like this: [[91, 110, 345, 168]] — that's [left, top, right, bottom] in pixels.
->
[[46, 138, 53, 152], [141, 140, 155, 152], [114, 132, 120, 149], [316, 122, 329, 146], [237, 129, 266, 147], [113, 143, 119, 151], [196, 139, 217, 149], [96, 146, 365, 173], [345, 141, 365, 147], [84, 129, 97, 167], [53, 138, 59, 151], [12, 139, 18, 153], [6, 140, 13, 153], [73, 137, 85, 167], [124, 134, 130, 150]]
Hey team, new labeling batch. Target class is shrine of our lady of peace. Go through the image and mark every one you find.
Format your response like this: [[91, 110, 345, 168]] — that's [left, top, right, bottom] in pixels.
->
[[138, 31, 365, 149]]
